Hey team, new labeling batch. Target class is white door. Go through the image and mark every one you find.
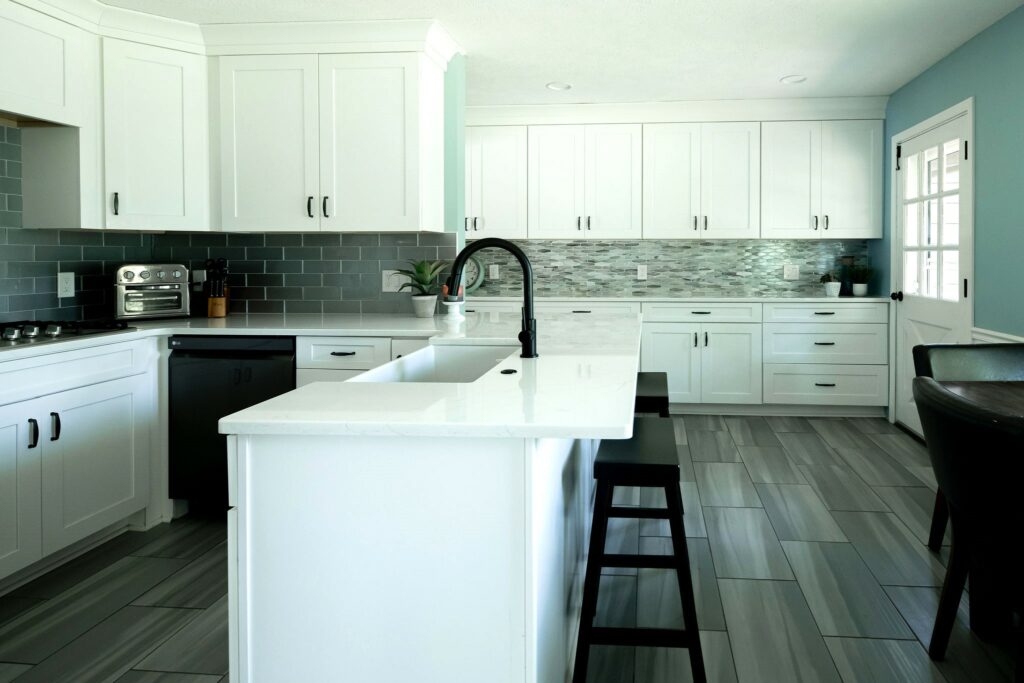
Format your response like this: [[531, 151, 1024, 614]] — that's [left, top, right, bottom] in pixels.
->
[[893, 107, 973, 433], [319, 53, 419, 232], [103, 38, 208, 230], [465, 126, 527, 239], [641, 323, 701, 403], [41, 375, 150, 554], [821, 120, 883, 238], [0, 400, 42, 579], [583, 124, 642, 238], [219, 55, 319, 231], [699, 122, 761, 238], [528, 125, 585, 238], [701, 323, 763, 404], [761, 121, 822, 238], [642, 123, 701, 238]]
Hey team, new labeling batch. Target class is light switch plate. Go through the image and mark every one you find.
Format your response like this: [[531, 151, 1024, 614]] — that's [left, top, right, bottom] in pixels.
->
[[381, 269, 408, 293], [57, 272, 75, 298], [637, 264, 648, 281], [783, 264, 800, 280], [489, 265, 500, 279]]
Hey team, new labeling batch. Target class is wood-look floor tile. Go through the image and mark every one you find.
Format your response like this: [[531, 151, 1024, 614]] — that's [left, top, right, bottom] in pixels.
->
[[684, 415, 728, 432], [907, 465, 939, 491], [832, 512, 945, 587], [847, 417, 904, 435], [704, 508, 793, 580], [777, 432, 845, 467], [798, 464, 890, 512], [824, 637, 948, 683], [116, 673, 224, 683], [695, 463, 762, 507], [634, 630, 738, 683], [12, 606, 198, 683], [640, 483, 707, 538], [672, 417, 689, 445], [135, 596, 229, 676], [780, 541, 914, 639], [765, 415, 812, 433], [594, 575, 637, 628], [603, 517, 639, 577], [0, 596, 44, 628], [719, 579, 840, 682], [586, 646, 634, 683], [689, 430, 742, 462], [613, 485, 641, 506], [133, 542, 227, 609], [739, 446, 807, 484], [872, 486, 950, 547], [0, 663, 31, 683], [809, 419, 876, 449], [0, 556, 188, 663], [867, 433, 932, 469], [884, 586, 1013, 683], [834, 447, 923, 486], [637, 536, 725, 631], [678, 445, 696, 482], [725, 416, 782, 447], [131, 517, 227, 561], [756, 484, 846, 542]]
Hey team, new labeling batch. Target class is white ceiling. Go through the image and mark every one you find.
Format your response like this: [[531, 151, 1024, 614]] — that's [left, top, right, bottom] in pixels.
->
[[99, 0, 1023, 106]]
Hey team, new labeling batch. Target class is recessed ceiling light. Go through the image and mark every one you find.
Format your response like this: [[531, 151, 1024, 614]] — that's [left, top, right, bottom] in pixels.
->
[[779, 74, 807, 85], [546, 81, 572, 91]]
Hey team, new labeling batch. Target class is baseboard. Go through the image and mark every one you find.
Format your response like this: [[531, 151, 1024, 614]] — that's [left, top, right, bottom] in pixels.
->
[[971, 327, 1024, 343], [668, 404, 887, 418]]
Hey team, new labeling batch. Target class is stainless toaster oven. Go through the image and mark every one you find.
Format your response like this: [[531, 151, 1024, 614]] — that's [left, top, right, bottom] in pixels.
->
[[115, 264, 190, 319]]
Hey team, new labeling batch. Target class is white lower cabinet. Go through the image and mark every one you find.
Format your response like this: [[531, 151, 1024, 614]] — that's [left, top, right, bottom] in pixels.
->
[[0, 400, 43, 578], [640, 323, 701, 403], [763, 364, 888, 406]]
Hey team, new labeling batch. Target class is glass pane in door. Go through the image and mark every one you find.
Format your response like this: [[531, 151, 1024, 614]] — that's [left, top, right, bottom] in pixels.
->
[[942, 195, 960, 246], [925, 199, 939, 246], [904, 252, 920, 296], [904, 203, 920, 247], [921, 250, 938, 298], [925, 147, 940, 194], [941, 251, 960, 301], [943, 139, 960, 191], [904, 154, 919, 200]]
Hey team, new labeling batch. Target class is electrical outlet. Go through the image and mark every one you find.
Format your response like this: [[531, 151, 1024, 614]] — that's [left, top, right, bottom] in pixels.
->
[[636, 264, 648, 281], [57, 272, 75, 299], [381, 269, 408, 293], [783, 264, 800, 281], [489, 264, 500, 280]]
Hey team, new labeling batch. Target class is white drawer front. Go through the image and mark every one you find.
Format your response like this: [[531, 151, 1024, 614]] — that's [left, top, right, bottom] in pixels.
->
[[763, 323, 887, 365], [296, 368, 364, 386], [642, 303, 762, 323], [536, 301, 642, 317], [763, 302, 888, 324], [296, 337, 390, 370], [763, 364, 888, 406], [464, 300, 520, 314]]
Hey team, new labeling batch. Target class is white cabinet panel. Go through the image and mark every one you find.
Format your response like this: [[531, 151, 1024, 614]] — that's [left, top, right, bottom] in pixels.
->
[[583, 124, 642, 238], [641, 322, 701, 403], [701, 323, 762, 404], [103, 38, 208, 230], [465, 126, 527, 239], [763, 323, 888, 365], [764, 364, 888, 406], [761, 121, 821, 238], [820, 120, 883, 238], [700, 122, 760, 239], [642, 123, 701, 239], [0, 400, 42, 579], [528, 125, 585, 238], [219, 55, 320, 232]]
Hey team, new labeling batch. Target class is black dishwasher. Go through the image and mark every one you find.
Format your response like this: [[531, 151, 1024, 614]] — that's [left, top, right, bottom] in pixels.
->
[[169, 336, 295, 506]]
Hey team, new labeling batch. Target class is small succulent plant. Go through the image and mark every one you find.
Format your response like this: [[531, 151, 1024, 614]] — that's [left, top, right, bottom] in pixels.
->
[[819, 272, 839, 284], [397, 260, 447, 296]]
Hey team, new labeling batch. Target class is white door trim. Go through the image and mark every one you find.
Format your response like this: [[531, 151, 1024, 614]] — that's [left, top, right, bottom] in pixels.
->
[[887, 96, 975, 423]]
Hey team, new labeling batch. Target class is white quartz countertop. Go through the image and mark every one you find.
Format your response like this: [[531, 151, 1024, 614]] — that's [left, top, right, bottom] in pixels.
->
[[218, 312, 643, 439], [471, 295, 892, 304]]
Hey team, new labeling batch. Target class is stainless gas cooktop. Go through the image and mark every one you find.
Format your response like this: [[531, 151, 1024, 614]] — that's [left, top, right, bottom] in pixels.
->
[[0, 319, 136, 350]]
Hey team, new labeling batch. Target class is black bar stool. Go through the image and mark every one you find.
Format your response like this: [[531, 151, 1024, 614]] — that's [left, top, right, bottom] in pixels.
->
[[572, 417, 706, 683], [634, 371, 670, 417]]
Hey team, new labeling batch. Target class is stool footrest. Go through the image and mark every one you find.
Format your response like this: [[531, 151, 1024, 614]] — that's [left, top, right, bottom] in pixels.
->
[[590, 626, 697, 649], [600, 553, 679, 569], [608, 506, 671, 520]]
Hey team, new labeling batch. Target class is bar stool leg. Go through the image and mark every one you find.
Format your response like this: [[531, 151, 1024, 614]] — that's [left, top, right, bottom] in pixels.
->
[[573, 479, 614, 683], [666, 483, 707, 683]]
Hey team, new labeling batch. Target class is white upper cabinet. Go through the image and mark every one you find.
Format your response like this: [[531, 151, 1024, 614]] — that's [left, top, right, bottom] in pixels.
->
[[465, 126, 527, 239], [103, 39, 209, 230], [642, 122, 760, 239], [528, 124, 641, 239], [762, 119, 882, 239], [219, 55, 320, 232]]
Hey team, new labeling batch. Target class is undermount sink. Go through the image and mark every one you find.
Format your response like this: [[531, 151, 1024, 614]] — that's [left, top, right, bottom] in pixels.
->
[[348, 344, 519, 384]]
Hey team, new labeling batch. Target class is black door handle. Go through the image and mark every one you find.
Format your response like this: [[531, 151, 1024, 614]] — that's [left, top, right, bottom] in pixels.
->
[[113, 192, 120, 216], [586, 216, 591, 230], [322, 196, 330, 218], [813, 215, 819, 231], [330, 351, 357, 357], [28, 418, 39, 448], [693, 332, 698, 347], [823, 215, 829, 230], [50, 412, 61, 441], [693, 216, 698, 231], [703, 216, 708, 230], [815, 382, 837, 387], [890, 291, 904, 302], [813, 342, 836, 346], [577, 216, 581, 231], [307, 196, 314, 218]]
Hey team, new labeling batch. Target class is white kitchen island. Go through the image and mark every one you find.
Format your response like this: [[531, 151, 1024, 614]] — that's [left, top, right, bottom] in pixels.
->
[[219, 312, 642, 683]]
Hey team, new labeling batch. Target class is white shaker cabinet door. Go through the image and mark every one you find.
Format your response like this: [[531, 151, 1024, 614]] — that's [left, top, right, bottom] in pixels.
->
[[528, 125, 586, 238], [465, 126, 527, 239], [761, 121, 822, 239], [219, 55, 320, 232], [103, 38, 209, 230], [699, 122, 761, 239], [583, 124, 642, 238], [642, 123, 701, 239], [700, 323, 763, 404], [641, 322, 702, 404], [0, 400, 43, 580], [820, 119, 883, 238]]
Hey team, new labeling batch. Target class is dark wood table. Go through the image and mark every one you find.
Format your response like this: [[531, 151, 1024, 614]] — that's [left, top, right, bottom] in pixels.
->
[[940, 381, 1024, 417]]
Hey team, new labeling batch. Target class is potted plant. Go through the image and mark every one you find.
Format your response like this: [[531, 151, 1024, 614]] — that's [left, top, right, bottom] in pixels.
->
[[397, 259, 447, 318], [850, 266, 874, 297], [820, 272, 842, 298]]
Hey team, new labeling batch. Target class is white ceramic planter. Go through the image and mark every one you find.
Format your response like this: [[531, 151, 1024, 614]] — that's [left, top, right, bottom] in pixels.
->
[[411, 295, 437, 318], [824, 282, 842, 298], [852, 283, 868, 297]]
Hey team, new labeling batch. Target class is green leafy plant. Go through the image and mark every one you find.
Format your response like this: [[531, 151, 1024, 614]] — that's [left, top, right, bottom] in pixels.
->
[[397, 260, 447, 296], [849, 266, 875, 284], [819, 272, 839, 284]]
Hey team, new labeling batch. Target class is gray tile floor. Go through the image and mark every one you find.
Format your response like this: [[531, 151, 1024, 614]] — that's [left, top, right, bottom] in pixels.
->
[[0, 416, 1015, 683]]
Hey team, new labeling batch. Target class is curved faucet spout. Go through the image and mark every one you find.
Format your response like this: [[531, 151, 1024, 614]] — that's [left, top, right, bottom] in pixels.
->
[[446, 238, 537, 358]]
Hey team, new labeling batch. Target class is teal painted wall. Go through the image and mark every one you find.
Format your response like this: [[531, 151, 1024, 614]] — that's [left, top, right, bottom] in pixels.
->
[[874, 5, 1024, 335], [444, 53, 466, 245]]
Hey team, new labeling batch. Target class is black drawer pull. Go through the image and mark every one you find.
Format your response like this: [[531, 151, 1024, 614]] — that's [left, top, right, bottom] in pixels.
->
[[814, 311, 836, 316], [815, 382, 837, 387], [50, 412, 61, 441], [692, 311, 711, 315], [28, 418, 39, 448], [572, 310, 592, 314], [330, 351, 357, 357], [813, 342, 836, 346]]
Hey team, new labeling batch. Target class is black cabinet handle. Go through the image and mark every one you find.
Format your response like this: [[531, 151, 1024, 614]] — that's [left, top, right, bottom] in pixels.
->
[[473, 217, 479, 231], [692, 311, 711, 315], [703, 216, 708, 230], [322, 196, 330, 218], [964, 279, 968, 298], [815, 382, 837, 387], [693, 216, 698, 231], [113, 192, 120, 216], [813, 342, 836, 346], [813, 215, 819, 231], [693, 332, 698, 347], [586, 216, 591, 230], [50, 412, 61, 441], [464, 217, 469, 231], [307, 196, 314, 218], [704, 332, 708, 346], [813, 311, 836, 316], [576, 216, 581, 231], [824, 215, 829, 230], [330, 351, 357, 357], [28, 419, 39, 449], [571, 310, 592, 314]]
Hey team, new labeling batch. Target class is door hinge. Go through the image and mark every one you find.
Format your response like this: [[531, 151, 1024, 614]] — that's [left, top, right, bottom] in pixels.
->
[[896, 144, 902, 171], [964, 140, 969, 160], [964, 278, 969, 298]]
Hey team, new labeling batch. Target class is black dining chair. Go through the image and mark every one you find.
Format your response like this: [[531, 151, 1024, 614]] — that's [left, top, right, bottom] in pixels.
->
[[912, 343, 1024, 550], [912, 376, 1024, 665]]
